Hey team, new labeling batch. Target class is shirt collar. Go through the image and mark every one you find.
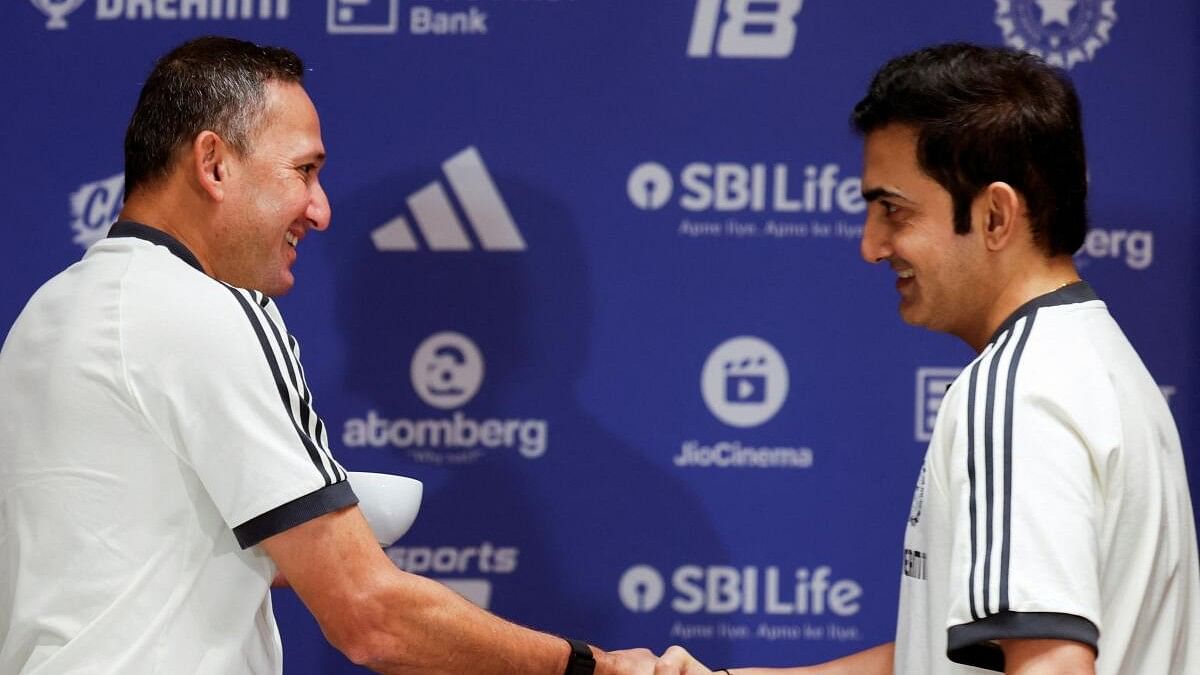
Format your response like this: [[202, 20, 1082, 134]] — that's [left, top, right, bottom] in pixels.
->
[[107, 220, 205, 274], [987, 280, 1098, 347]]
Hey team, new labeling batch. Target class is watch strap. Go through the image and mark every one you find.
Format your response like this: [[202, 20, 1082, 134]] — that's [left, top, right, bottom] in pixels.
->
[[563, 637, 596, 675]]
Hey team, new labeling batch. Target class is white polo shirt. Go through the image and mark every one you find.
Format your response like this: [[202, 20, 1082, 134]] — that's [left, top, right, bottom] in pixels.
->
[[0, 222, 356, 674], [895, 282, 1200, 674]]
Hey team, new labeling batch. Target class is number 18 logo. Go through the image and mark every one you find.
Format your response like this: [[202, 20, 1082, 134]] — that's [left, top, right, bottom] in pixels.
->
[[687, 0, 803, 58]]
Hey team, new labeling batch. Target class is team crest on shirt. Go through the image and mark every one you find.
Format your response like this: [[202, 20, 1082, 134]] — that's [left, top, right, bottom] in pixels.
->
[[995, 0, 1117, 69], [908, 463, 927, 527]]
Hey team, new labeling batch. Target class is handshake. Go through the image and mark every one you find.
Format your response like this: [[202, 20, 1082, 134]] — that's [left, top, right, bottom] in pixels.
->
[[606, 645, 735, 675], [605, 641, 895, 674]]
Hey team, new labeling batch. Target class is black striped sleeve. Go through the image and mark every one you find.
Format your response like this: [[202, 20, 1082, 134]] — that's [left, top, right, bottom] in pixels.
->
[[948, 612, 1099, 671], [232, 481, 358, 548], [968, 317, 1028, 620], [952, 312, 1099, 669], [223, 286, 343, 485]]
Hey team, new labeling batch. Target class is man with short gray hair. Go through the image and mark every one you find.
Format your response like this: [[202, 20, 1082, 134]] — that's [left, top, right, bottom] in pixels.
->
[[0, 36, 654, 675]]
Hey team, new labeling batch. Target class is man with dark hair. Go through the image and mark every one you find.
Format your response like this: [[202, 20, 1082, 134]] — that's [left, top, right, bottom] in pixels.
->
[[653, 43, 1199, 675], [0, 36, 654, 674]]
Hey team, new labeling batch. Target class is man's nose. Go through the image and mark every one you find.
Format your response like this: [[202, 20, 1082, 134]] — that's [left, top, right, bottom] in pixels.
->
[[308, 181, 331, 231], [860, 216, 891, 263]]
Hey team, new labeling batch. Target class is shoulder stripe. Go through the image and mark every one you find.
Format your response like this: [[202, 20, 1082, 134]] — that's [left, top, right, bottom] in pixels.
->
[[287, 332, 344, 482], [999, 311, 1037, 612], [223, 286, 335, 486], [965, 354, 985, 621], [967, 313, 1036, 619], [254, 298, 342, 483], [981, 327, 1012, 617]]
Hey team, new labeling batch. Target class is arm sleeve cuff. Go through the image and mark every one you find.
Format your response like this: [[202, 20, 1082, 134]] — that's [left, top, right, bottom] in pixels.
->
[[947, 611, 1099, 672], [232, 481, 358, 549]]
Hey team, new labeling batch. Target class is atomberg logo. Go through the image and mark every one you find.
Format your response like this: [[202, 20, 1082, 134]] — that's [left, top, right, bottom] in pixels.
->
[[995, 0, 1117, 69], [675, 337, 813, 470], [386, 542, 519, 610], [687, 0, 803, 59], [627, 160, 865, 242], [32, 0, 290, 27], [343, 332, 549, 464], [70, 173, 124, 248], [372, 147, 526, 253], [1076, 228, 1153, 270], [410, 332, 484, 410]]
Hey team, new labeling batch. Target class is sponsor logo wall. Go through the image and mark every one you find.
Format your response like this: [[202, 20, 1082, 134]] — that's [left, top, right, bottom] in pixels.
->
[[7, 0, 1199, 671]]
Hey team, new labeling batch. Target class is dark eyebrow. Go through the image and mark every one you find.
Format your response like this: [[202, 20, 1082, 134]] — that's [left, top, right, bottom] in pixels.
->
[[861, 186, 907, 202]]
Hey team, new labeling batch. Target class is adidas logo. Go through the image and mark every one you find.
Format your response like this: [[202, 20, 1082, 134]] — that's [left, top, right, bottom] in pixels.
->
[[372, 146, 526, 252]]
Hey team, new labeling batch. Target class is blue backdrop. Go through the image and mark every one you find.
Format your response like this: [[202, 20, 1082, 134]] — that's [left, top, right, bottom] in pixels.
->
[[2, 0, 1196, 671]]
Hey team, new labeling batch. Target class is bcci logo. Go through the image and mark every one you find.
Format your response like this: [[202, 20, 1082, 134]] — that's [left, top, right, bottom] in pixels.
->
[[701, 336, 789, 428], [995, 0, 1117, 69], [410, 332, 485, 410], [70, 173, 124, 248]]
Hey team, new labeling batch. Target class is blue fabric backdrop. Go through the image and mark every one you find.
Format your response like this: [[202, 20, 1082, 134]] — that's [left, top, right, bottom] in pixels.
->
[[2, 0, 1196, 670]]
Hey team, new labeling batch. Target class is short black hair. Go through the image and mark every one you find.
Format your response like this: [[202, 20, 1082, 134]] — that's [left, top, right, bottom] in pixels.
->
[[123, 36, 304, 197], [852, 43, 1087, 256]]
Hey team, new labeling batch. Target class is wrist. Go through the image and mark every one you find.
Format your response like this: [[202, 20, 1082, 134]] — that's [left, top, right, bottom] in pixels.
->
[[562, 637, 596, 675]]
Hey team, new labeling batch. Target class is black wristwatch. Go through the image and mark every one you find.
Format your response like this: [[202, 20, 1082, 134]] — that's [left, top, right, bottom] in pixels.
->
[[563, 638, 596, 675]]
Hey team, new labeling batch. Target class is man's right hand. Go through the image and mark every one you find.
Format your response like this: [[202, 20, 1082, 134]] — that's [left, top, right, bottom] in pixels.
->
[[597, 647, 658, 675], [653, 646, 714, 675]]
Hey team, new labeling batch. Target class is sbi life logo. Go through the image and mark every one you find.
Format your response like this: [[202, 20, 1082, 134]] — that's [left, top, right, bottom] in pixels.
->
[[627, 161, 864, 216], [342, 331, 549, 462], [619, 564, 862, 616]]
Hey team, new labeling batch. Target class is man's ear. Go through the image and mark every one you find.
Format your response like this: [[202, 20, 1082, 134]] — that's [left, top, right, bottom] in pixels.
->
[[192, 131, 228, 202], [975, 181, 1023, 252]]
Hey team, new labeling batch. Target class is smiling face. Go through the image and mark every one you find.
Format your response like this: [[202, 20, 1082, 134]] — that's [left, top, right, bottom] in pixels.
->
[[860, 124, 993, 343], [211, 81, 329, 296]]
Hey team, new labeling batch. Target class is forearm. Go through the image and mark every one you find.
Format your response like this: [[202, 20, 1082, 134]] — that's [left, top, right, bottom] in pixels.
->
[[1001, 639, 1095, 675], [267, 506, 650, 674], [729, 642, 894, 675], [333, 571, 570, 674]]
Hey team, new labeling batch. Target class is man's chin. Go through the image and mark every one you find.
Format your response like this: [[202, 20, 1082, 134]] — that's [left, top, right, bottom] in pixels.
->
[[897, 301, 927, 329], [265, 280, 294, 298], [257, 272, 295, 298]]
